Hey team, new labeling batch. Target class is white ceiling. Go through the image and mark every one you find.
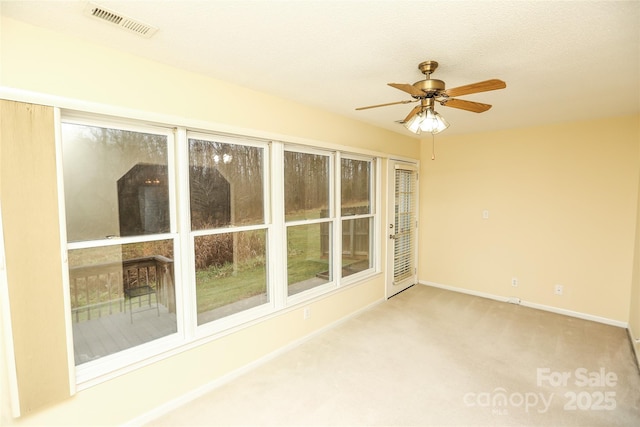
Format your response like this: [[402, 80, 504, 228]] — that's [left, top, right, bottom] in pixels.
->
[[2, 0, 639, 136]]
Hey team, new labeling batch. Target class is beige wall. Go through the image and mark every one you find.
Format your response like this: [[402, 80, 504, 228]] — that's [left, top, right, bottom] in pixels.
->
[[0, 17, 418, 157], [420, 115, 640, 323], [0, 17, 418, 425]]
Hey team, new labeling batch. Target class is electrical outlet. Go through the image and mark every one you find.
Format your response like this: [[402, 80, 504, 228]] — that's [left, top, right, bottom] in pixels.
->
[[303, 306, 311, 319], [511, 277, 518, 287], [554, 284, 564, 296]]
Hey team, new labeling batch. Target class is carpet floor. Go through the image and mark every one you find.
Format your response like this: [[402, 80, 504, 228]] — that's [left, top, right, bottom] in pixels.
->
[[148, 284, 640, 426]]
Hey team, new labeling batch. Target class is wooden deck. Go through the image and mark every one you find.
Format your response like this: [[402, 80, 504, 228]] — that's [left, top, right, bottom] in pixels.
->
[[72, 303, 177, 364]]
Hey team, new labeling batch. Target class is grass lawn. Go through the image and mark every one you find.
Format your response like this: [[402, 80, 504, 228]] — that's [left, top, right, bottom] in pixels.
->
[[196, 213, 328, 313], [196, 258, 267, 313]]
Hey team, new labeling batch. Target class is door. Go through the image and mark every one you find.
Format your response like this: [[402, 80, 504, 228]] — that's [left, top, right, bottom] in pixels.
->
[[386, 161, 418, 298]]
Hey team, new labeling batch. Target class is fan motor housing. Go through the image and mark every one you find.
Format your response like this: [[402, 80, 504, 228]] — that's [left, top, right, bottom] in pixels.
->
[[413, 78, 445, 95]]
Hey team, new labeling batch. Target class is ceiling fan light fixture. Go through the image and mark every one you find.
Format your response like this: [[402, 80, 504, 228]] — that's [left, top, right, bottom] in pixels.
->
[[404, 109, 425, 134], [422, 108, 449, 134], [404, 107, 449, 135]]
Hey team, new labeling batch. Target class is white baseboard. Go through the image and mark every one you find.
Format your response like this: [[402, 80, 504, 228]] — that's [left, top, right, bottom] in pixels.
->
[[419, 280, 628, 329], [122, 297, 384, 426]]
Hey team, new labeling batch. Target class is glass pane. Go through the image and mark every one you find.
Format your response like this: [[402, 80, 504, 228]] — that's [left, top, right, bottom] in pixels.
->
[[189, 139, 264, 230], [284, 151, 330, 221], [68, 240, 176, 365], [195, 230, 268, 325], [341, 218, 372, 278], [287, 223, 332, 296], [62, 123, 169, 242], [341, 158, 371, 216]]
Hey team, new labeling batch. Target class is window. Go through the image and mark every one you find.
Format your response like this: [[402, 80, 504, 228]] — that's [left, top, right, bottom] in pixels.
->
[[188, 135, 269, 325], [61, 122, 177, 365], [340, 156, 374, 279], [284, 149, 333, 296], [60, 115, 379, 381]]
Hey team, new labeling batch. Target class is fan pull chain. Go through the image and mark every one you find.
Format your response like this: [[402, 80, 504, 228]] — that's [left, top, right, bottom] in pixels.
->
[[431, 133, 436, 160]]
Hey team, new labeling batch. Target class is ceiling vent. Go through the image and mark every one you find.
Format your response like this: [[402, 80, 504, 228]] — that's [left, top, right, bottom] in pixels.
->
[[84, 2, 158, 38]]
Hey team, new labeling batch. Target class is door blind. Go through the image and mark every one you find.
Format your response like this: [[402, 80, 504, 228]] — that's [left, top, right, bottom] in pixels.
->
[[393, 168, 416, 283]]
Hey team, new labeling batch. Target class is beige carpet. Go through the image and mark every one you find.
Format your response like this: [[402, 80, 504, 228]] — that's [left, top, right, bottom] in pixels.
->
[[148, 284, 640, 426]]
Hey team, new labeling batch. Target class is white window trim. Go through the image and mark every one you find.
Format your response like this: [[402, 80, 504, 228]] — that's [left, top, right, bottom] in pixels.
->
[[59, 117, 184, 386], [282, 146, 337, 303], [337, 153, 378, 285], [54, 111, 383, 388], [184, 130, 274, 335]]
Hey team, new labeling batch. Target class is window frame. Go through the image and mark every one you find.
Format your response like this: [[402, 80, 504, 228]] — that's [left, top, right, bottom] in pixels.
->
[[57, 114, 381, 388], [282, 145, 336, 304], [338, 153, 377, 285], [184, 131, 275, 337], [59, 116, 185, 385]]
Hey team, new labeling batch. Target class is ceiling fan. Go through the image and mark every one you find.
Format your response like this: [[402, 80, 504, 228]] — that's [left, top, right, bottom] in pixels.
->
[[356, 60, 506, 134]]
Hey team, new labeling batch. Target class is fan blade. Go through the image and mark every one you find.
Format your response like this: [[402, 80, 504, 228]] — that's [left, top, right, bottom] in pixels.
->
[[400, 105, 422, 123], [441, 98, 492, 113], [355, 99, 416, 111], [388, 83, 425, 97], [443, 79, 506, 97]]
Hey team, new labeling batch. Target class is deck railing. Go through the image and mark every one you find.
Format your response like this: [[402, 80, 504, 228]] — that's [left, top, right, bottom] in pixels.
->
[[69, 256, 175, 322], [320, 206, 371, 258]]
